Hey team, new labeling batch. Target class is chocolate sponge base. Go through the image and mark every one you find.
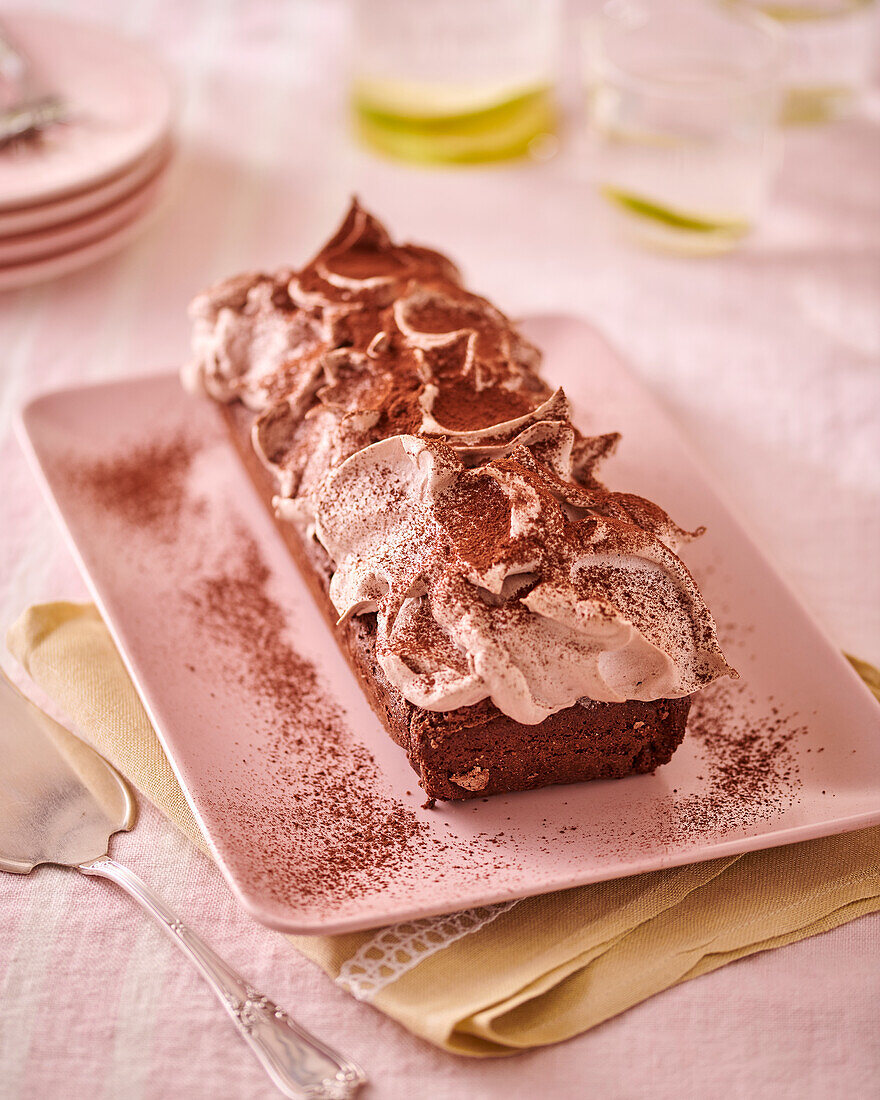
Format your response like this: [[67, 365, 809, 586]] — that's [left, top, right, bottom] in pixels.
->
[[223, 403, 691, 801]]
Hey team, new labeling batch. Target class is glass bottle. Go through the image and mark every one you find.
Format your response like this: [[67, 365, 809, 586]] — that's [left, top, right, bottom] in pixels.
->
[[350, 0, 561, 165]]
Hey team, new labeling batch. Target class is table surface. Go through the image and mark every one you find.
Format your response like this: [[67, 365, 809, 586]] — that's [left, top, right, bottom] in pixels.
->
[[1, 2, 878, 1098]]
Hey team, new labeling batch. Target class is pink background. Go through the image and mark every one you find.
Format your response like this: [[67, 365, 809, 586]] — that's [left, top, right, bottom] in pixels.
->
[[1, 1, 878, 1097]]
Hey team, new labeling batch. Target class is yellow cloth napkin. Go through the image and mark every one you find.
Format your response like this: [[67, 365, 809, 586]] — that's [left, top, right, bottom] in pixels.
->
[[8, 601, 880, 1057]]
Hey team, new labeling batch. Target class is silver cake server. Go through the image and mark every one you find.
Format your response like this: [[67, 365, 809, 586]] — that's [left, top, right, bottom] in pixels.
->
[[0, 668, 366, 1100]]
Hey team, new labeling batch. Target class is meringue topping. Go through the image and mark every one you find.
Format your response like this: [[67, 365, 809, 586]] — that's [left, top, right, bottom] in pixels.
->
[[185, 199, 735, 723]]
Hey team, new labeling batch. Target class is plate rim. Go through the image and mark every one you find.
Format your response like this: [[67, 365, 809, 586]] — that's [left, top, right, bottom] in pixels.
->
[[0, 169, 173, 292], [0, 137, 174, 237], [0, 159, 169, 267]]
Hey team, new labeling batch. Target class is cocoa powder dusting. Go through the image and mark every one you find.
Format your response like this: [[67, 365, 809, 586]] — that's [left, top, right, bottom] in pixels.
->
[[428, 379, 538, 431], [69, 435, 196, 538], [185, 527, 430, 905], [663, 679, 805, 842]]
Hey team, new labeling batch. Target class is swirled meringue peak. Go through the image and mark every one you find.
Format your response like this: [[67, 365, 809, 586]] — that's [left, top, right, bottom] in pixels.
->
[[186, 199, 735, 721], [314, 434, 733, 724]]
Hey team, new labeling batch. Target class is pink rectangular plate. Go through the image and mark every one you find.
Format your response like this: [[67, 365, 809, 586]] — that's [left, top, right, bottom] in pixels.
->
[[18, 315, 880, 934]]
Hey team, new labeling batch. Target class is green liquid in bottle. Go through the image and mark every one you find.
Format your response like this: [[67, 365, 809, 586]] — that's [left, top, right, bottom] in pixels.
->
[[352, 82, 556, 165]]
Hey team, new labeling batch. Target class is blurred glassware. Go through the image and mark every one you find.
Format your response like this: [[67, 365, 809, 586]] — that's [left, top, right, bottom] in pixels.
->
[[725, 1, 878, 124], [582, 0, 782, 255], [350, 0, 561, 164]]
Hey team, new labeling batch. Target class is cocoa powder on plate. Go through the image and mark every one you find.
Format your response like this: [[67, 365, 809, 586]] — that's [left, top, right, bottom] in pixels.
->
[[68, 434, 196, 537], [185, 525, 432, 905]]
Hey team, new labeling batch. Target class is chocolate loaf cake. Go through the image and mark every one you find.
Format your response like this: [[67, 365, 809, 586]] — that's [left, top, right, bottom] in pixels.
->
[[185, 201, 733, 801]]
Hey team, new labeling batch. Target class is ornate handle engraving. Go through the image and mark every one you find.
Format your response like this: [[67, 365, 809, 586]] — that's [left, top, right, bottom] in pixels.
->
[[79, 856, 365, 1099]]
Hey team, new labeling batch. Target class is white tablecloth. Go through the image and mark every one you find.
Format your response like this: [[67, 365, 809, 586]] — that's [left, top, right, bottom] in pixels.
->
[[1, 2, 878, 1097]]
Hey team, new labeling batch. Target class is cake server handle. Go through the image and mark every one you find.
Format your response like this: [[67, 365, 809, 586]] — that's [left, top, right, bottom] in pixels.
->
[[79, 855, 366, 1099]]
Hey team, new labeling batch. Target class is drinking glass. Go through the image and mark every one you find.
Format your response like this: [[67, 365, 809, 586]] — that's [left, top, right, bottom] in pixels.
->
[[350, 0, 561, 165], [727, 0, 879, 123], [583, 0, 782, 254]]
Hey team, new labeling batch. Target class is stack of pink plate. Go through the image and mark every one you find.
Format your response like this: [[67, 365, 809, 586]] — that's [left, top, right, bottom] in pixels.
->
[[0, 12, 176, 292]]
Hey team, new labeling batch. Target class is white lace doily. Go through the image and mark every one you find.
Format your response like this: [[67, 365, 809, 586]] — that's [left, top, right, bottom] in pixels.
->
[[336, 900, 520, 1002]]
